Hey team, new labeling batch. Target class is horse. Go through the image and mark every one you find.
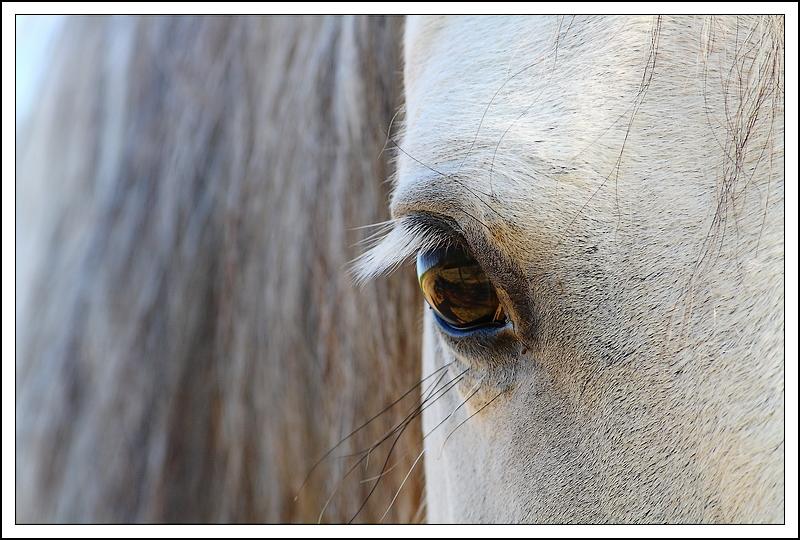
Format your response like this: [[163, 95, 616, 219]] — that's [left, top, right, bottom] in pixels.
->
[[15, 14, 784, 523], [357, 14, 785, 523]]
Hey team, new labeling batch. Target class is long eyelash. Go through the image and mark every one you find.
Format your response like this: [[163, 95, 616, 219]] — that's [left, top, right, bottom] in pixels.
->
[[350, 214, 463, 283]]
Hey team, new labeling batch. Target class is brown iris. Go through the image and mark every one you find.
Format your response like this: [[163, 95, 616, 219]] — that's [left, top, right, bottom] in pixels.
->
[[416, 246, 507, 331]]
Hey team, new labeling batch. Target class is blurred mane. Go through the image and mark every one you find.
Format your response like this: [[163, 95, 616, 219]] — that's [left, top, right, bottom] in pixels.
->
[[16, 15, 423, 523]]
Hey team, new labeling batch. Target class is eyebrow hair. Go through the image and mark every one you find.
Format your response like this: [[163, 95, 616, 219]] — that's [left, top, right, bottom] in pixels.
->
[[352, 212, 464, 284]]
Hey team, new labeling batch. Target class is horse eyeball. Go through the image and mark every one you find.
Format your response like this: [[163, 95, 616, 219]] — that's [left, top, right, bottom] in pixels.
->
[[416, 246, 507, 331]]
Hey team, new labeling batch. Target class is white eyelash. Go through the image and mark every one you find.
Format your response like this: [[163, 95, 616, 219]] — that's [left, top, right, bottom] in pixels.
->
[[350, 217, 455, 284]]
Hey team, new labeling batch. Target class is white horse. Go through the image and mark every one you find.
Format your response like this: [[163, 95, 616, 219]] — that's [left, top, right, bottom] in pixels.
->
[[16, 14, 784, 524], [358, 15, 784, 523]]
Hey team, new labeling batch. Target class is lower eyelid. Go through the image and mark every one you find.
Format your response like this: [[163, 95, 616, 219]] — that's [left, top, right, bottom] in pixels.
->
[[430, 310, 510, 338]]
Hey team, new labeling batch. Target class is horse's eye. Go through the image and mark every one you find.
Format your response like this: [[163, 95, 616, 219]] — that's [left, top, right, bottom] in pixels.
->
[[416, 246, 507, 331]]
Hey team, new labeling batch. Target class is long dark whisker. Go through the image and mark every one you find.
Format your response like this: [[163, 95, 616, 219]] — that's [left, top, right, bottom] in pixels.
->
[[294, 361, 453, 501], [379, 382, 483, 522], [316, 368, 468, 523], [316, 371, 465, 523], [348, 405, 416, 523], [424, 382, 482, 443], [346, 367, 451, 462], [350, 372, 478, 523], [340, 367, 464, 463]]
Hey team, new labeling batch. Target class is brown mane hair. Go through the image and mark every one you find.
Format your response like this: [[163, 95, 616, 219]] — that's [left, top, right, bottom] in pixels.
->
[[16, 15, 423, 523]]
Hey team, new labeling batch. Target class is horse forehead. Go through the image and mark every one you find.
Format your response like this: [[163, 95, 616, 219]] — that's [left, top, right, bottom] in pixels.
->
[[398, 16, 659, 207], [403, 15, 657, 115], [396, 16, 739, 206]]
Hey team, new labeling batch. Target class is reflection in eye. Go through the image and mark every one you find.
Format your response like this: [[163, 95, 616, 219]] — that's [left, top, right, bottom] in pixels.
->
[[416, 245, 507, 331]]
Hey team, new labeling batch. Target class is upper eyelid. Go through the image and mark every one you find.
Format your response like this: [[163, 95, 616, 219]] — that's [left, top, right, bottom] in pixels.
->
[[409, 211, 528, 300], [407, 211, 497, 265], [404, 212, 466, 249], [353, 207, 513, 287], [404, 211, 509, 274]]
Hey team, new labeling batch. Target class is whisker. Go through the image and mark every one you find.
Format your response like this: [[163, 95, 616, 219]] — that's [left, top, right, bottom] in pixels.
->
[[425, 382, 482, 443], [379, 382, 482, 522], [348, 407, 415, 523], [438, 390, 505, 456], [379, 106, 404, 159], [346, 367, 451, 463], [316, 367, 468, 523], [359, 461, 402, 484], [294, 361, 453, 502], [454, 52, 550, 178], [342, 367, 464, 462], [379, 447, 426, 523]]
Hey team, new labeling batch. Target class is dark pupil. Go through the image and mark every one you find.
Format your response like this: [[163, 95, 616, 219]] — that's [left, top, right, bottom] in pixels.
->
[[416, 246, 505, 330]]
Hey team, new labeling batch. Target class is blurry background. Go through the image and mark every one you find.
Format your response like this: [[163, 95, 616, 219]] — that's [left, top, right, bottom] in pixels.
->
[[16, 16, 63, 123], [16, 15, 425, 523]]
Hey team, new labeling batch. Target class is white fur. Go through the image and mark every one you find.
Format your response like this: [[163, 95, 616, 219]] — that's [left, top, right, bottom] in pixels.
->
[[363, 15, 784, 523]]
